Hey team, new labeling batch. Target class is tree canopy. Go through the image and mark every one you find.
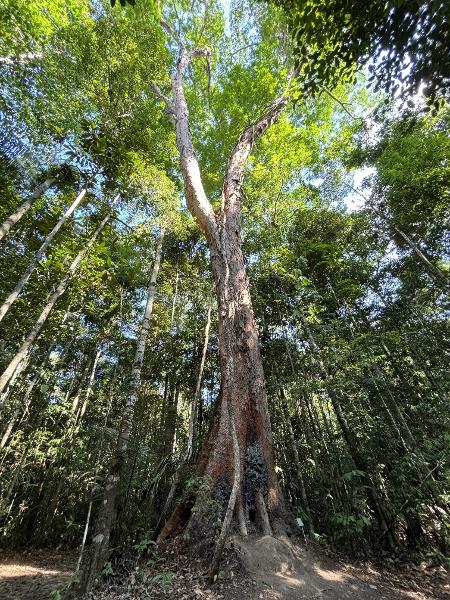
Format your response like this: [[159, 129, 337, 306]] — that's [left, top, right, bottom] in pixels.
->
[[272, 0, 450, 103]]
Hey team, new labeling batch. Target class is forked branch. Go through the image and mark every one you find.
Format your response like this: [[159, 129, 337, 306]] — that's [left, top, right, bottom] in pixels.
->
[[161, 18, 184, 48], [158, 20, 217, 241], [223, 67, 300, 213]]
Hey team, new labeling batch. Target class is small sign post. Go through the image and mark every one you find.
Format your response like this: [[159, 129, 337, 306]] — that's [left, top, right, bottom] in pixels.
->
[[296, 517, 307, 544]]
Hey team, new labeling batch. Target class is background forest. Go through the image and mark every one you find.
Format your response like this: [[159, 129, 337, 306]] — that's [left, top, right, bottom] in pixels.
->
[[0, 0, 449, 597]]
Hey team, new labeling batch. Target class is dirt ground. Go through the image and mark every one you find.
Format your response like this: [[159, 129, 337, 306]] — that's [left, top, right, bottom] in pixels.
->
[[0, 549, 76, 599], [234, 535, 450, 600], [0, 537, 448, 600], [95, 535, 449, 600]]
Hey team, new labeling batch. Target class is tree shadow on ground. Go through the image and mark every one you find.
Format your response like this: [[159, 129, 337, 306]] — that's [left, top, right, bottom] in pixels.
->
[[0, 551, 75, 600], [233, 535, 446, 600]]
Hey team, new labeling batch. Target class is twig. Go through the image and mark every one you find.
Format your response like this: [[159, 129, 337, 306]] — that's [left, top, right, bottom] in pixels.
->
[[151, 83, 176, 121], [319, 85, 363, 123], [229, 43, 258, 58]]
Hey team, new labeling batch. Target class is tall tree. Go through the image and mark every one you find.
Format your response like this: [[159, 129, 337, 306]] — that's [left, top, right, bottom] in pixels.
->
[[0, 188, 87, 322], [155, 19, 296, 550], [0, 211, 112, 395], [79, 226, 165, 594]]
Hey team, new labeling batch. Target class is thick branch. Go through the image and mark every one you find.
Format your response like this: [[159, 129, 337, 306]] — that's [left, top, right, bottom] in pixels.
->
[[223, 98, 288, 213], [393, 225, 450, 286], [160, 18, 184, 48], [171, 46, 218, 242], [222, 65, 301, 214]]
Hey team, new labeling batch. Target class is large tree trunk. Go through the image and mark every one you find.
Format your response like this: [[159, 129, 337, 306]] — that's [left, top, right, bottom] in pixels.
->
[[155, 25, 294, 550], [193, 236, 283, 535], [160, 215, 288, 542], [201, 223, 285, 527]]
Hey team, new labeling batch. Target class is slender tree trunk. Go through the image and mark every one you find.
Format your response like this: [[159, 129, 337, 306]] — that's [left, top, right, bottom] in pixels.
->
[[0, 365, 41, 449], [393, 226, 450, 286], [162, 383, 179, 457], [78, 227, 164, 595], [29, 342, 101, 539], [331, 284, 446, 516], [160, 304, 213, 527], [0, 355, 30, 410], [0, 178, 54, 241], [372, 364, 446, 510], [0, 213, 110, 395], [298, 312, 396, 549], [76, 365, 118, 574], [280, 390, 314, 534], [76, 501, 93, 573], [208, 396, 244, 582], [69, 354, 96, 420], [74, 346, 102, 431], [171, 270, 179, 325], [0, 189, 87, 323], [187, 303, 212, 460], [296, 393, 319, 467]]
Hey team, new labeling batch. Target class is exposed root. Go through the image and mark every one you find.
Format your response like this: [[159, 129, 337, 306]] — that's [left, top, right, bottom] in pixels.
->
[[158, 500, 192, 542]]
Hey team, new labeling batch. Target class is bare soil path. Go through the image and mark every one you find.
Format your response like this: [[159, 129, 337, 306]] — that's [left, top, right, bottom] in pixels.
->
[[233, 536, 449, 600], [95, 535, 449, 600], [0, 549, 76, 600], [0, 538, 448, 600]]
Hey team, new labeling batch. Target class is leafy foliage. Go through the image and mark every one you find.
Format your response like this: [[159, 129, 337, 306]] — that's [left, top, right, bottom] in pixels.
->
[[272, 0, 450, 103]]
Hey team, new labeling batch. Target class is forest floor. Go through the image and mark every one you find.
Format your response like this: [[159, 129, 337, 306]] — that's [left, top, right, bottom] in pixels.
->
[[0, 537, 448, 600], [0, 548, 76, 599]]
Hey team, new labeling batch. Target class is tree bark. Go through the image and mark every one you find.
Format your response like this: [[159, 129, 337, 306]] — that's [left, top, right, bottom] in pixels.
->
[[74, 345, 102, 431], [0, 212, 111, 395], [156, 29, 292, 545], [0, 363, 42, 449], [0, 189, 87, 323], [78, 227, 164, 595], [0, 178, 55, 241], [160, 381, 179, 457]]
